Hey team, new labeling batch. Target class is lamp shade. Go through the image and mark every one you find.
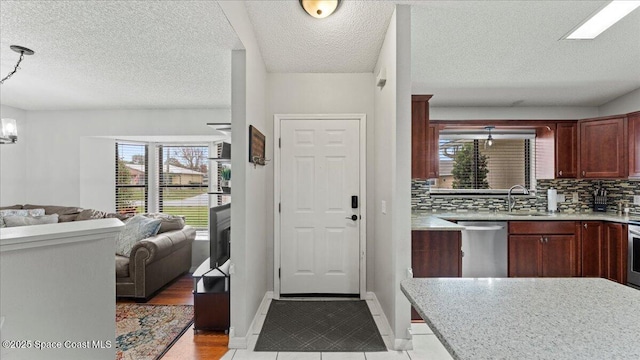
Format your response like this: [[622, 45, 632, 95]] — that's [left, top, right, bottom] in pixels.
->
[[1, 118, 18, 143], [300, 0, 339, 19]]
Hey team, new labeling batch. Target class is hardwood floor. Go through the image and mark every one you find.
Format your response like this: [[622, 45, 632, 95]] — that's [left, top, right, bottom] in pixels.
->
[[116, 274, 229, 359]]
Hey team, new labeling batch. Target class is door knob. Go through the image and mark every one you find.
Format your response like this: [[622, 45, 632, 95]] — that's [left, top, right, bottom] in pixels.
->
[[345, 215, 358, 221]]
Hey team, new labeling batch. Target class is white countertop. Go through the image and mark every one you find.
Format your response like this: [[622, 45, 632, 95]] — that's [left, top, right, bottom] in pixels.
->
[[412, 210, 640, 230], [401, 278, 640, 360]]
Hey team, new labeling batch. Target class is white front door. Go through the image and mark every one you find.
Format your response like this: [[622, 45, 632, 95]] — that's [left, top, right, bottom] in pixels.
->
[[279, 118, 361, 294]]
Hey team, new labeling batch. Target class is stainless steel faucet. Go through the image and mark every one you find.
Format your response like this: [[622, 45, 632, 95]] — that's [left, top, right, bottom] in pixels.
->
[[508, 184, 530, 212]]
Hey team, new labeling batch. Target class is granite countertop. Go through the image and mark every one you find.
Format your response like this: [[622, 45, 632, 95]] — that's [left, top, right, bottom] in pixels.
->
[[412, 210, 640, 230], [401, 278, 640, 360]]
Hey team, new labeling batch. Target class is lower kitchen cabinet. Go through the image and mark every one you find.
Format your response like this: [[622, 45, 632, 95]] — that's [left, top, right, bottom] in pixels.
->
[[411, 230, 461, 319], [508, 221, 579, 277], [581, 221, 604, 277], [603, 222, 628, 284]]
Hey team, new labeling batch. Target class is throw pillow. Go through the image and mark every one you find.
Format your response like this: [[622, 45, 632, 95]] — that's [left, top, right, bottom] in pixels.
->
[[0, 208, 45, 228], [75, 209, 107, 221], [3, 214, 59, 227], [115, 215, 162, 257], [143, 213, 186, 233]]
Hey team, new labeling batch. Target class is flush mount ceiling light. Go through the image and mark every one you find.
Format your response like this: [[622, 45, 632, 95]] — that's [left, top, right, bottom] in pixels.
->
[[485, 126, 495, 147], [564, 0, 640, 40], [1, 45, 35, 85], [300, 0, 340, 19]]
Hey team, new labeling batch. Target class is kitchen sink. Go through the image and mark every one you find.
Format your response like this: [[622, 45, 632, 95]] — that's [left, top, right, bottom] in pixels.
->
[[506, 212, 550, 217]]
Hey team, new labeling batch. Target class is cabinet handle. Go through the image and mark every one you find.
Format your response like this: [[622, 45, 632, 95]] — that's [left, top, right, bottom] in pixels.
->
[[582, 171, 586, 176], [584, 223, 587, 229], [545, 237, 549, 243], [540, 237, 544, 243], [559, 170, 563, 176]]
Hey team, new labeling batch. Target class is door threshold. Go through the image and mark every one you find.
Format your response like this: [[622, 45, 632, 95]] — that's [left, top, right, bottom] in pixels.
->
[[280, 293, 359, 300]]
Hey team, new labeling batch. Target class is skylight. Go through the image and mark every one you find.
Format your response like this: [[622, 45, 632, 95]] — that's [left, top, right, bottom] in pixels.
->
[[565, 0, 640, 40]]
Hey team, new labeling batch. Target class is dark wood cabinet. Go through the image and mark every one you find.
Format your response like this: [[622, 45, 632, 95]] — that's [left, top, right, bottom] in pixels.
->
[[555, 122, 578, 178], [580, 221, 604, 277], [427, 124, 439, 179], [579, 117, 627, 178], [411, 230, 460, 319], [508, 221, 579, 277], [603, 222, 628, 284], [412, 95, 435, 179], [628, 112, 640, 178]]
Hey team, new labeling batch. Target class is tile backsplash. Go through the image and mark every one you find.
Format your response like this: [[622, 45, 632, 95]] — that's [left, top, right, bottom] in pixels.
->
[[412, 178, 640, 214]]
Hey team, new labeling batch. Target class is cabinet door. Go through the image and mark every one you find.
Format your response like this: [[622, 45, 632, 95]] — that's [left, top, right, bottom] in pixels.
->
[[411, 95, 432, 179], [555, 123, 578, 178], [411, 231, 461, 278], [628, 112, 640, 178], [581, 221, 604, 277], [543, 235, 579, 277], [508, 235, 542, 277], [603, 223, 628, 284], [427, 124, 439, 179], [579, 117, 626, 178]]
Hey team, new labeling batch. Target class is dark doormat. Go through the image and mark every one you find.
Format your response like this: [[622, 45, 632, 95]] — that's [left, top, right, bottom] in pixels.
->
[[254, 300, 387, 352]]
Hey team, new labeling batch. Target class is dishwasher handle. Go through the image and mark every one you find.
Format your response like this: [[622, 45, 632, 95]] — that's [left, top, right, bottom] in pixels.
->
[[463, 225, 504, 231]]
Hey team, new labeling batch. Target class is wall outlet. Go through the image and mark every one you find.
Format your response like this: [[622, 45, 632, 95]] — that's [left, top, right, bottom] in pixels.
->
[[381, 200, 387, 214], [557, 193, 566, 203], [634, 195, 640, 205], [572, 192, 579, 203]]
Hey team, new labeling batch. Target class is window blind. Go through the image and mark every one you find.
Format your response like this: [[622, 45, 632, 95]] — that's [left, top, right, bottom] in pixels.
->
[[434, 138, 532, 191], [157, 145, 209, 230], [115, 143, 148, 214]]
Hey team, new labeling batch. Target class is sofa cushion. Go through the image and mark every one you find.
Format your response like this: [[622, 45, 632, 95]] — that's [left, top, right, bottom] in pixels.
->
[[23, 204, 82, 216], [76, 209, 107, 221], [106, 212, 134, 221], [115, 215, 162, 257], [143, 213, 186, 233], [115, 255, 130, 278], [0, 208, 45, 228], [0, 205, 23, 210], [3, 214, 59, 227]]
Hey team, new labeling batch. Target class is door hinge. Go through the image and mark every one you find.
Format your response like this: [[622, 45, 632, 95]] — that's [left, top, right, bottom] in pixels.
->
[[279, 203, 281, 213], [279, 268, 281, 279], [279, 138, 281, 148]]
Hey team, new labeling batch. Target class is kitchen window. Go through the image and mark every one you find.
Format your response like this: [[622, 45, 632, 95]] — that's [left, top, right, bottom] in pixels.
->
[[429, 130, 535, 195]]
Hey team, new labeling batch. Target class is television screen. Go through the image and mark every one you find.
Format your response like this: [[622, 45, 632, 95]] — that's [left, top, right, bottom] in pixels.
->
[[209, 203, 231, 270]]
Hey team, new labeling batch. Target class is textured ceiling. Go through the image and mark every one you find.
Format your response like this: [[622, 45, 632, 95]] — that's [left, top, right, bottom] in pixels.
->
[[245, 0, 395, 73], [0, 1, 242, 110], [411, 1, 640, 107]]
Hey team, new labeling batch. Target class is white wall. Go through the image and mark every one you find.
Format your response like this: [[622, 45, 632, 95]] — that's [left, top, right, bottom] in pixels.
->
[[265, 72, 376, 291], [599, 87, 640, 116], [20, 108, 228, 210], [0, 105, 27, 206], [218, 1, 269, 348], [430, 106, 598, 120], [373, 5, 413, 350]]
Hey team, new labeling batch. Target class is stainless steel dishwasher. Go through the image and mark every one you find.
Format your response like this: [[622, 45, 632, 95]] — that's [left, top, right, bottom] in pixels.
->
[[459, 221, 508, 277]]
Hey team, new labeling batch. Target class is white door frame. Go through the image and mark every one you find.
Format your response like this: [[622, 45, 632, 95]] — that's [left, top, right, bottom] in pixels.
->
[[273, 114, 367, 299]]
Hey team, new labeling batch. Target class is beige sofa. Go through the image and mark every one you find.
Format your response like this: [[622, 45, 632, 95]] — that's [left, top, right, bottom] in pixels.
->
[[0, 204, 195, 301]]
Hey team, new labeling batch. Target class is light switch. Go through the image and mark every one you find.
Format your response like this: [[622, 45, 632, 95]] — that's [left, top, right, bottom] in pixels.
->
[[572, 193, 579, 203], [557, 194, 566, 203], [381, 200, 387, 214], [634, 195, 640, 205]]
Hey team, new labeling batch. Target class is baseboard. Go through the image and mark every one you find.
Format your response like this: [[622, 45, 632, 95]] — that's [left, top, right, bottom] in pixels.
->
[[366, 291, 413, 351], [228, 291, 273, 349]]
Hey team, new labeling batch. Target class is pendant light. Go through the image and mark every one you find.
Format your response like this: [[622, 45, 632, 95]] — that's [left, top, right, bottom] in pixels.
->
[[485, 126, 495, 148], [300, 0, 340, 19], [1, 45, 35, 85]]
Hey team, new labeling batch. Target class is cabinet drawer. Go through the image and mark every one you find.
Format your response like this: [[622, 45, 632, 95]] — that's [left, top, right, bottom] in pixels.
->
[[509, 221, 576, 235]]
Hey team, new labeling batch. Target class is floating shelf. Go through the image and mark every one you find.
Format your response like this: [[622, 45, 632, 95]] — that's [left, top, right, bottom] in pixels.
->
[[208, 157, 231, 162]]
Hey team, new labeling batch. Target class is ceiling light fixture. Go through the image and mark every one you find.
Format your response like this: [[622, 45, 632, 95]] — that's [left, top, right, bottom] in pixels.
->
[[300, 0, 340, 19], [564, 0, 640, 40], [485, 126, 495, 147], [1, 45, 35, 85]]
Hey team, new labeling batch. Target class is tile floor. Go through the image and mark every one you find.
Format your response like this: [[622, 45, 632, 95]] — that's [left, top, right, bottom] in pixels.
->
[[220, 299, 453, 360]]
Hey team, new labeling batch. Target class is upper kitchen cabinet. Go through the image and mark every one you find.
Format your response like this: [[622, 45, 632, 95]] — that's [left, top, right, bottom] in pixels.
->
[[579, 116, 627, 178], [555, 122, 578, 178], [412, 95, 438, 179], [628, 111, 640, 178]]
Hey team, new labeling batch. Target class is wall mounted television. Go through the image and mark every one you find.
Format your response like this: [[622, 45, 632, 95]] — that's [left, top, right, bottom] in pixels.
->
[[209, 203, 230, 274]]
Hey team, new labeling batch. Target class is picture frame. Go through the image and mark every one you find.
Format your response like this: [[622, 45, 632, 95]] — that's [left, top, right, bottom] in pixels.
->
[[249, 125, 266, 166]]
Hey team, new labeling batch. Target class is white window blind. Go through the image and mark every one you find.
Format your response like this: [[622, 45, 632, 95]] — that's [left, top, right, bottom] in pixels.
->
[[115, 143, 148, 214], [433, 137, 533, 191], [157, 145, 209, 230]]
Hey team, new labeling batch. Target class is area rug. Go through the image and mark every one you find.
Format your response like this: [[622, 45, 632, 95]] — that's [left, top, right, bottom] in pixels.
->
[[254, 300, 387, 352], [116, 304, 193, 360]]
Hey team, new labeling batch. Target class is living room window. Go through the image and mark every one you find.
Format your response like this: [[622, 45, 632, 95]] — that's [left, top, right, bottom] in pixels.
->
[[429, 130, 535, 194], [115, 142, 209, 230]]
